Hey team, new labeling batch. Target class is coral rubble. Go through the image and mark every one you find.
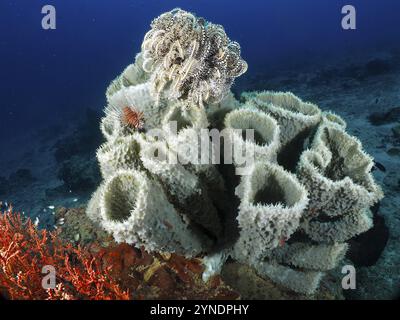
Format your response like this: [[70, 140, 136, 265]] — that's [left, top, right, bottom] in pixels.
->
[[87, 8, 383, 295], [57, 207, 240, 300]]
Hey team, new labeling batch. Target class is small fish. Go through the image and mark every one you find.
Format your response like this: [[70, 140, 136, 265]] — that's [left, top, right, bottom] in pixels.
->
[[163, 220, 173, 230], [373, 161, 386, 172], [0, 201, 7, 211]]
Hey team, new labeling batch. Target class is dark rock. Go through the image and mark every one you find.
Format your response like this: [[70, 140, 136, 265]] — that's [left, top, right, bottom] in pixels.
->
[[347, 204, 389, 267], [53, 108, 103, 163], [0, 176, 9, 195], [8, 169, 36, 186], [36, 125, 63, 144], [387, 147, 400, 157], [0, 291, 8, 300], [45, 184, 71, 200], [364, 58, 391, 77], [57, 154, 101, 193], [372, 161, 386, 172], [44, 108, 103, 203], [383, 170, 400, 191], [368, 107, 400, 125], [392, 124, 400, 138], [0, 170, 36, 196], [221, 261, 344, 300], [307, 61, 386, 86], [370, 202, 380, 215], [308, 68, 337, 86]]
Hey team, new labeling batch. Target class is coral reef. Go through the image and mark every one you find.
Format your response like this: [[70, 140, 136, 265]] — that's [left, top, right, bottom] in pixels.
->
[[0, 208, 238, 300], [0, 209, 129, 300], [56, 207, 240, 300], [87, 9, 384, 296]]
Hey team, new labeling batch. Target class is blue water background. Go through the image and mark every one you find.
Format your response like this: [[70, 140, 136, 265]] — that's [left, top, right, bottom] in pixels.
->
[[1, 0, 400, 139]]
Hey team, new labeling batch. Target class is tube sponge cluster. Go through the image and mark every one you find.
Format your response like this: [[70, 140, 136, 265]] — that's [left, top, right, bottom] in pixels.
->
[[233, 92, 383, 294], [87, 9, 383, 295]]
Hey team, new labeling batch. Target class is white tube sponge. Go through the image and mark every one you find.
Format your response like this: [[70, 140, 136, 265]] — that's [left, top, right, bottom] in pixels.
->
[[252, 262, 323, 295], [234, 162, 309, 260], [96, 133, 143, 180], [140, 140, 201, 203], [224, 108, 280, 164], [100, 114, 120, 142], [86, 187, 103, 225], [206, 91, 241, 128], [98, 169, 208, 256], [106, 82, 166, 130], [248, 91, 322, 147], [100, 116, 121, 141], [140, 140, 222, 237], [164, 128, 207, 168], [120, 53, 149, 87], [322, 111, 347, 130], [303, 208, 374, 243], [161, 124, 227, 201], [105, 53, 149, 101], [162, 101, 209, 132], [297, 125, 383, 218], [267, 242, 348, 271], [161, 104, 210, 171], [102, 84, 150, 143]]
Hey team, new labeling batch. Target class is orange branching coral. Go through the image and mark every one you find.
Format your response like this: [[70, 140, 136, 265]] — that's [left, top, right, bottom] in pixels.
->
[[122, 106, 144, 130], [93, 243, 240, 300], [0, 210, 130, 300]]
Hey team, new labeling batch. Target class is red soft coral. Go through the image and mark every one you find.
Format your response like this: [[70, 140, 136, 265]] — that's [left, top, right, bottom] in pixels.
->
[[0, 209, 130, 300]]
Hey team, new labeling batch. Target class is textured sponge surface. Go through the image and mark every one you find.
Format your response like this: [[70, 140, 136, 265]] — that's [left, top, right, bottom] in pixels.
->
[[86, 9, 383, 295]]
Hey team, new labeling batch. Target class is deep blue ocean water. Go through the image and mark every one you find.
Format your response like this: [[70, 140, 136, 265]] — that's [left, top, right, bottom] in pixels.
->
[[1, 0, 400, 139], [1, 1, 399, 300]]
